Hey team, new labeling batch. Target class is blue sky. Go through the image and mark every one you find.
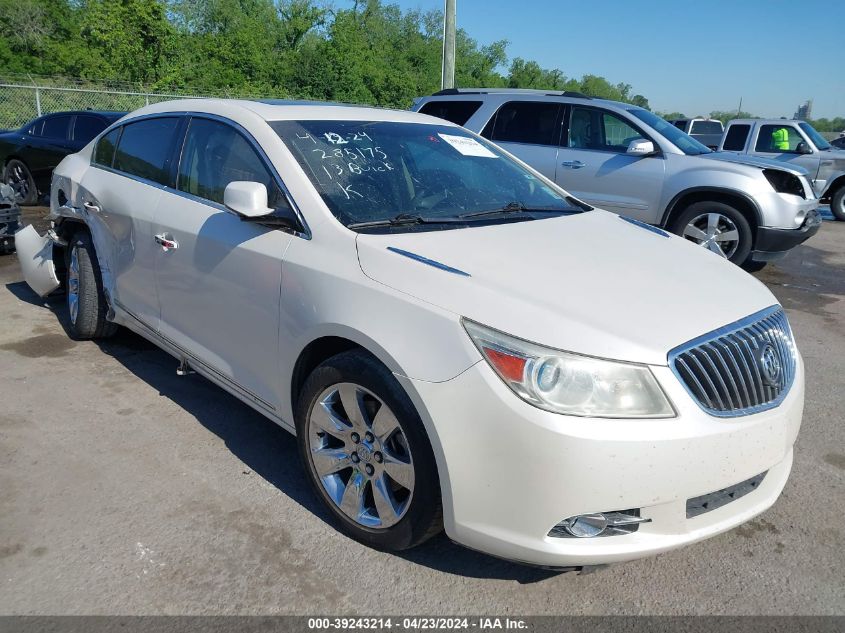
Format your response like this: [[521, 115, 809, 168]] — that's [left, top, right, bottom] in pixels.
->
[[380, 0, 845, 119]]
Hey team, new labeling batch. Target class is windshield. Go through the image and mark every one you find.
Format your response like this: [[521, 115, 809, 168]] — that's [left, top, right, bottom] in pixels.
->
[[690, 120, 723, 135], [271, 120, 579, 230], [798, 122, 831, 150], [627, 109, 712, 155]]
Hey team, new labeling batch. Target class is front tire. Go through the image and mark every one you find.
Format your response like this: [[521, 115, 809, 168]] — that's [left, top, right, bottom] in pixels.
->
[[3, 159, 37, 205], [65, 231, 117, 340], [671, 201, 753, 265], [831, 187, 845, 221], [295, 350, 442, 551]]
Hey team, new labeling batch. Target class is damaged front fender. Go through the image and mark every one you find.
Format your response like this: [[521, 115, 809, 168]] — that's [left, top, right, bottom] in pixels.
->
[[15, 224, 60, 297]]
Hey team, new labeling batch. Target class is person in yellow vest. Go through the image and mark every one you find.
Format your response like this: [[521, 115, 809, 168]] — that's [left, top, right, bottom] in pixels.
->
[[772, 127, 790, 150]]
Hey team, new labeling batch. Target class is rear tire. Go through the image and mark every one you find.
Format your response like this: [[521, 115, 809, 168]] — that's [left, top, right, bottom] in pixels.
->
[[295, 349, 443, 551], [671, 201, 753, 265], [741, 260, 767, 273], [3, 159, 37, 206], [65, 231, 118, 340], [831, 187, 845, 221]]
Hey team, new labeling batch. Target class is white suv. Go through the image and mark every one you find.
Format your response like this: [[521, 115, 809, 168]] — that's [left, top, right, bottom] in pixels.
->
[[414, 89, 821, 269], [17, 99, 804, 569]]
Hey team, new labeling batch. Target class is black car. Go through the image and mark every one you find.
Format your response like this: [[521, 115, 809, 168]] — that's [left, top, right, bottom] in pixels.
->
[[831, 136, 845, 150], [0, 110, 125, 205]]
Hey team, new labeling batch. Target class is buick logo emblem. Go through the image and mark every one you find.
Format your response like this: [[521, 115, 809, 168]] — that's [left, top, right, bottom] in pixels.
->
[[757, 343, 782, 387]]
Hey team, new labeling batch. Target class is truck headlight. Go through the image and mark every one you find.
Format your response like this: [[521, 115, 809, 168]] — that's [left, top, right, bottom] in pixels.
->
[[463, 320, 675, 418]]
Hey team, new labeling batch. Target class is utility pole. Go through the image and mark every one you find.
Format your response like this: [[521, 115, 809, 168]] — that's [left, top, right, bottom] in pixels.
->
[[737, 97, 743, 116], [441, 0, 456, 90]]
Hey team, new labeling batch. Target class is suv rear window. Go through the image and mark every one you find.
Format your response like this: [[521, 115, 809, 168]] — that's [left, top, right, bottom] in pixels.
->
[[690, 120, 723, 135], [722, 124, 750, 151], [482, 101, 561, 146], [418, 100, 482, 126], [113, 117, 181, 185]]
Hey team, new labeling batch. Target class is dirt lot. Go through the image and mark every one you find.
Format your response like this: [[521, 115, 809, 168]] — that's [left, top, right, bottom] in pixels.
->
[[1, 207, 843, 615]]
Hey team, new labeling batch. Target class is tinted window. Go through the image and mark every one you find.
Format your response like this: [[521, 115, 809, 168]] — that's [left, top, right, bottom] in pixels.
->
[[484, 102, 560, 146], [42, 115, 72, 140], [418, 100, 482, 126], [690, 120, 723, 135], [178, 118, 283, 207], [722, 124, 750, 151], [74, 115, 108, 143], [755, 124, 804, 152], [27, 119, 44, 136], [93, 127, 121, 167], [113, 117, 180, 184], [568, 107, 644, 152], [672, 120, 687, 130]]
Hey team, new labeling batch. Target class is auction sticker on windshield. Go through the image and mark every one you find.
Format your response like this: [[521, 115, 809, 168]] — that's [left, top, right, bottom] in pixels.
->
[[438, 133, 498, 158]]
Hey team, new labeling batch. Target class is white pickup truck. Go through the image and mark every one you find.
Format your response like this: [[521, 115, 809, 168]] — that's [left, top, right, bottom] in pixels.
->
[[668, 118, 724, 150], [719, 118, 845, 220]]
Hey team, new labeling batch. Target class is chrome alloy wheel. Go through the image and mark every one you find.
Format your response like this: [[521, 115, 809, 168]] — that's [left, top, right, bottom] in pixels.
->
[[67, 245, 80, 325], [307, 382, 414, 529], [6, 163, 30, 200], [682, 212, 740, 259]]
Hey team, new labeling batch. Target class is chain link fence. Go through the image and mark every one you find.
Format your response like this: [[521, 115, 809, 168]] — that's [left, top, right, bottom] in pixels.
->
[[0, 76, 266, 130]]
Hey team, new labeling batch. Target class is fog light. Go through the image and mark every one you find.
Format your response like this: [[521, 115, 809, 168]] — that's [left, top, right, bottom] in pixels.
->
[[562, 513, 608, 538], [549, 510, 650, 538]]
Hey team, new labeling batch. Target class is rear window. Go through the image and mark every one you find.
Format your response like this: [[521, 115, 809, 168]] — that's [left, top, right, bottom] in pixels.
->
[[93, 127, 121, 167], [113, 117, 181, 185], [42, 115, 72, 140], [722, 124, 750, 151], [418, 100, 482, 126], [690, 120, 723, 135], [482, 101, 561, 146], [672, 120, 687, 130], [74, 115, 108, 143]]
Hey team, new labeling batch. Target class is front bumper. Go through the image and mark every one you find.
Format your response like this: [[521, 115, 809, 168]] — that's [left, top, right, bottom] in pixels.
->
[[751, 208, 822, 262], [400, 355, 804, 567]]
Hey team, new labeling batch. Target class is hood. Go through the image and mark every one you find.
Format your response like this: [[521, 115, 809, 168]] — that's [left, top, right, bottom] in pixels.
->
[[356, 211, 777, 366], [704, 152, 809, 176]]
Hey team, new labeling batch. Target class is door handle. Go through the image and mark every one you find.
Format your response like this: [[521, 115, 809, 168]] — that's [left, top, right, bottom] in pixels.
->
[[154, 234, 178, 250], [561, 160, 585, 169], [82, 201, 101, 214]]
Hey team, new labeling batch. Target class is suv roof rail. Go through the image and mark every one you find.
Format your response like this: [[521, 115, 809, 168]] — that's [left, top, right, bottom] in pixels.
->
[[431, 88, 592, 99]]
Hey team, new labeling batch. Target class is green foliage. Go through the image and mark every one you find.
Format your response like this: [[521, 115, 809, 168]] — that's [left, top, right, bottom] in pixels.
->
[[0, 0, 654, 110]]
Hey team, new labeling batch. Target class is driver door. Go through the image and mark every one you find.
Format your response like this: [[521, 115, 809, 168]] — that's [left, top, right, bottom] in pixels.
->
[[154, 116, 293, 413], [556, 106, 665, 222]]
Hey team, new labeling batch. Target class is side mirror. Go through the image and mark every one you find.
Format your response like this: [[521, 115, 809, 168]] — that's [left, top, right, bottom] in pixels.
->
[[626, 139, 655, 156], [795, 141, 812, 155], [223, 180, 302, 232], [224, 181, 273, 218]]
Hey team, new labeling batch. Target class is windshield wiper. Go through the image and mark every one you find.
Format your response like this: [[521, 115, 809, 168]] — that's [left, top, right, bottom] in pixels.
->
[[459, 200, 582, 220], [347, 213, 465, 229]]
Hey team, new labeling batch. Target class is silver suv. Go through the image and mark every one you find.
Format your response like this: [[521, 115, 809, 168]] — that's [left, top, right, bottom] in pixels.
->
[[413, 89, 821, 268]]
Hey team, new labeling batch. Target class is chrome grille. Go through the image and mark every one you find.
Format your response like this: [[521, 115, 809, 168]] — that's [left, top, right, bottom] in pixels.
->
[[669, 306, 796, 417]]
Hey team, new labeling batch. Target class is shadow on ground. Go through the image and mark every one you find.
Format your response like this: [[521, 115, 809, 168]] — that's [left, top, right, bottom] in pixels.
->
[[4, 278, 565, 583]]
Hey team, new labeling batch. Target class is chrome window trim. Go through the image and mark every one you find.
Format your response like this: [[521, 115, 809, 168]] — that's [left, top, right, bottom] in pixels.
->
[[89, 110, 312, 240], [668, 305, 797, 418]]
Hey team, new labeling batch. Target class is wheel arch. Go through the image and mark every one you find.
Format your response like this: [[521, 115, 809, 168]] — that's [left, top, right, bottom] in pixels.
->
[[820, 173, 845, 202], [661, 187, 762, 234]]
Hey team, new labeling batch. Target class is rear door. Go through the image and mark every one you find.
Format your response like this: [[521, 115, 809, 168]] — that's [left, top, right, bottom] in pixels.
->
[[27, 114, 73, 185], [78, 116, 183, 329], [479, 100, 562, 180], [154, 116, 293, 412], [556, 105, 665, 222]]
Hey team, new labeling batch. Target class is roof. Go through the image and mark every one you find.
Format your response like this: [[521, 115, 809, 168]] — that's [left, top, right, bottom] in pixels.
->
[[432, 87, 591, 99], [38, 110, 125, 119], [123, 98, 447, 126], [728, 118, 803, 125]]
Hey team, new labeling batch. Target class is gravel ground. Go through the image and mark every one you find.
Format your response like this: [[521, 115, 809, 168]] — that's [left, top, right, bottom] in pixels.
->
[[0, 207, 843, 615]]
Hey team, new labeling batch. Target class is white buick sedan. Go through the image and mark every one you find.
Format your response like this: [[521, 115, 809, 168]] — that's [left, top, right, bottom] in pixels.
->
[[16, 99, 803, 569]]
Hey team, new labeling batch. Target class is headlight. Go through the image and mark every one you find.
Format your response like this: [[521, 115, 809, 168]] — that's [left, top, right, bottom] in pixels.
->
[[763, 169, 805, 198], [463, 320, 675, 418]]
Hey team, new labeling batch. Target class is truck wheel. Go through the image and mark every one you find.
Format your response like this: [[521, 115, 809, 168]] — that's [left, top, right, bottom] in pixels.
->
[[65, 231, 117, 340], [296, 349, 443, 551], [831, 187, 845, 221], [3, 159, 37, 206], [671, 201, 752, 265]]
